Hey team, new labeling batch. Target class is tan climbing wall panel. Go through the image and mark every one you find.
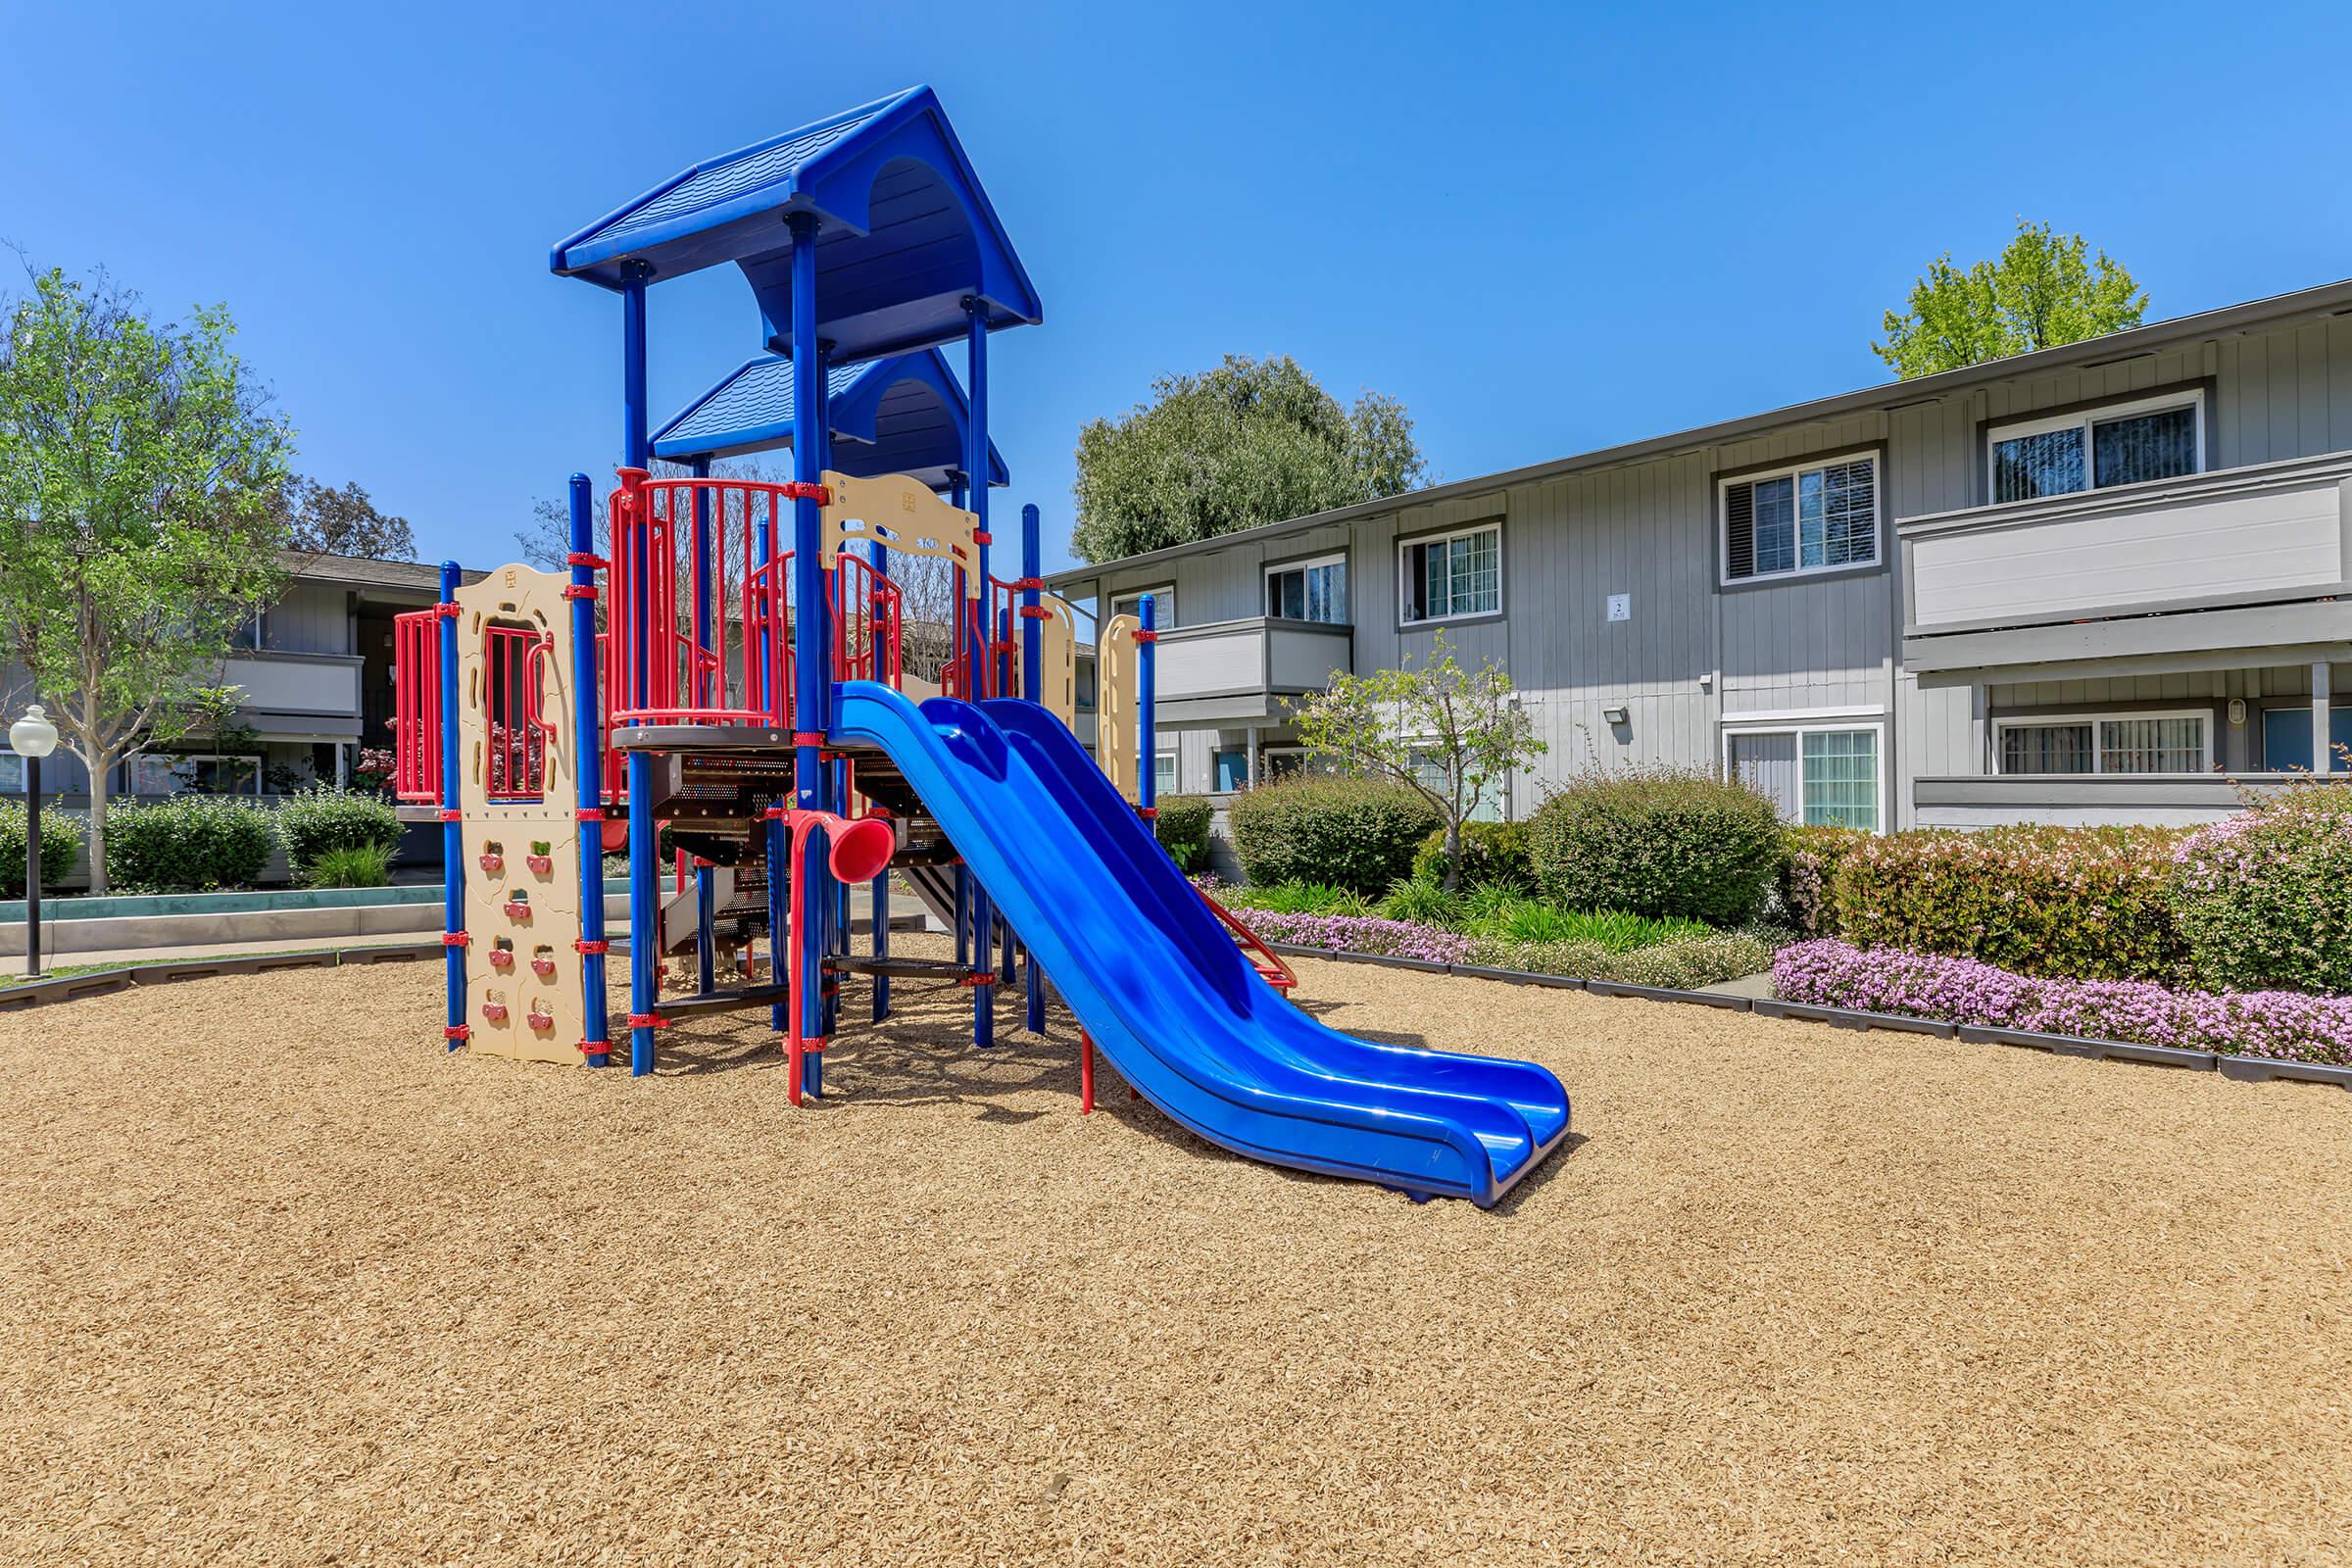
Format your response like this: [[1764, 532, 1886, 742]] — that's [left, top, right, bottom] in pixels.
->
[[1098, 612, 1140, 805], [452, 565, 590, 1063], [1036, 592, 1078, 728], [819, 470, 981, 595]]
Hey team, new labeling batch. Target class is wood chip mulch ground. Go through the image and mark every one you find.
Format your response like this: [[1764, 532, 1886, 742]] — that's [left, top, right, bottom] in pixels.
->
[[2, 935, 2348, 1566]]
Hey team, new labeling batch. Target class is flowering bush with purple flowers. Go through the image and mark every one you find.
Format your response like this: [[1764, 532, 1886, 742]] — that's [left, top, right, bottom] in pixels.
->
[[1773, 939, 2352, 1063], [1240, 909, 1475, 964], [2170, 779, 2352, 995]]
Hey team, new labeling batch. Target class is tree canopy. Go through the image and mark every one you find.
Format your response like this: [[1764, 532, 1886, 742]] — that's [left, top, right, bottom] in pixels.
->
[[1875, 220, 2147, 379], [279, 475, 415, 559], [1071, 354, 1426, 563], [0, 265, 293, 890]]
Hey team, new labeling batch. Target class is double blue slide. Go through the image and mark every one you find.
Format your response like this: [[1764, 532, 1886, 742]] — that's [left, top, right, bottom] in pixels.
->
[[832, 681, 1573, 1207]]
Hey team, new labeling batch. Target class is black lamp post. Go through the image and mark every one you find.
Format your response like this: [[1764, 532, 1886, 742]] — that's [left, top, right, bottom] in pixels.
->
[[11, 705, 58, 980]]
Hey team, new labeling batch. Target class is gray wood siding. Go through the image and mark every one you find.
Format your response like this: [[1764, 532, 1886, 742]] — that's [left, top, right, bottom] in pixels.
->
[[263, 581, 352, 656]]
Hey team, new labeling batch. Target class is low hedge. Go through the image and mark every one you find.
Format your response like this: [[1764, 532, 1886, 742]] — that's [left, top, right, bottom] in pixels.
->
[[1831, 826, 2183, 983], [1778, 824, 1868, 937], [1227, 776, 1440, 895], [1410, 819, 1532, 891], [1473, 929, 1780, 989], [1152, 794, 1214, 874], [274, 785, 402, 879], [0, 799, 80, 897], [1527, 767, 1783, 925], [1775, 938, 2352, 1064], [106, 795, 277, 893], [2171, 781, 2352, 995]]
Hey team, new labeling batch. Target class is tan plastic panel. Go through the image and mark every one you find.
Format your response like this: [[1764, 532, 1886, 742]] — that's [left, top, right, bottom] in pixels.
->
[[451, 565, 589, 1063], [819, 470, 981, 596], [1036, 592, 1078, 726], [1097, 613, 1140, 804]]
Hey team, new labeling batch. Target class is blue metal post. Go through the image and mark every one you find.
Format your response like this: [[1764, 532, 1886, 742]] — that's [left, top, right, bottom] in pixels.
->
[[789, 214, 832, 1094], [1021, 503, 1046, 1031], [438, 562, 465, 1050], [1139, 593, 1157, 812], [695, 862, 715, 995], [566, 476, 612, 1067], [964, 300, 995, 1048], [621, 267, 659, 1076], [867, 533, 892, 1023]]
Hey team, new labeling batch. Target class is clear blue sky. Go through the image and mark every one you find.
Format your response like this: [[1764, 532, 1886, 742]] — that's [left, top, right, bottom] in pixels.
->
[[6, 1, 2348, 577]]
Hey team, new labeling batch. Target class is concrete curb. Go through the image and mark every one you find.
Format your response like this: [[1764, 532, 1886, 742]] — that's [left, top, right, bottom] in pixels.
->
[[0, 941, 440, 1009]]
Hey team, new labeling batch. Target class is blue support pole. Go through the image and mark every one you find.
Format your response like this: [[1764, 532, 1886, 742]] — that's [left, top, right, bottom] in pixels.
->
[[790, 214, 832, 1096], [438, 562, 465, 1051], [1139, 593, 1157, 813], [566, 476, 612, 1067], [964, 300, 996, 1048], [695, 861, 715, 995], [1019, 502, 1045, 1031], [868, 533, 892, 1023], [621, 265, 658, 1076]]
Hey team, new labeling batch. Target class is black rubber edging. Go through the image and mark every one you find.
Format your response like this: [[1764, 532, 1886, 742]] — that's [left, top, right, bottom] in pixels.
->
[[2215, 1054, 2352, 1088], [1956, 1023, 2216, 1070], [1447, 963, 1587, 991], [1757, 998, 1958, 1038], [1587, 978, 1752, 1012], [0, 941, 443, 1007], [1265, 943, 1455, 976], [0, 968, 142, 1008]]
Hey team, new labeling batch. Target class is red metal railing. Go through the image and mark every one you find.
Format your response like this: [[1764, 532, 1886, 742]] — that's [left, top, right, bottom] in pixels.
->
[[941, 575, 1022, 701], [606, 470, 788, 727], [392, 609, 442, 803], [484, 623, 555, 801]]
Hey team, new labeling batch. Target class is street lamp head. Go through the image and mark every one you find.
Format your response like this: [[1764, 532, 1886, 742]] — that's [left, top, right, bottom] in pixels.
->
[[10, 705, 58, 760]]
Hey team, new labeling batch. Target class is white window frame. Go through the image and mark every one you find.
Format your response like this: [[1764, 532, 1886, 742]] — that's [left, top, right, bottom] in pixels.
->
[[1152, 750, 1179, 796], [1396, 522, 1502, 628], [1717, 449, 1882, 588], [1405, 741, 1512, 822], [1984, 389, 2206, 502], [1992, 709, 2214, 775], [1720, 714, 1888, 833], [1110, 584, 1175, 630], [127, 751, 265, 798], [1264, 552, 1348, 624]]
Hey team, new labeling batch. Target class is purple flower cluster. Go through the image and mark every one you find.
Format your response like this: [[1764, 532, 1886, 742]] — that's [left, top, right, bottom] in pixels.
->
[[1773, 939, 2352, 1064], [1240, 909, 1474, 964]]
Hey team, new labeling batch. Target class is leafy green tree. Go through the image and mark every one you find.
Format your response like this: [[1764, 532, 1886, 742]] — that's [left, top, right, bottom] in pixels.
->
[[280, 476, 415, 559], [0, 266, 293, 890], [1072, 354, 1426, 562], [1875, 220, 2147, 379], [1286, 630, 1544, 893]]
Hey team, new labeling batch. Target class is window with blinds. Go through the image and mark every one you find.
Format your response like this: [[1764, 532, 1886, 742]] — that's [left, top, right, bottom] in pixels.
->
[[1995, 711, 2211, 774], [1399, 523, 1501, 624], [1987, 392, 2203, 504], [1722, 454, 1878, 583]]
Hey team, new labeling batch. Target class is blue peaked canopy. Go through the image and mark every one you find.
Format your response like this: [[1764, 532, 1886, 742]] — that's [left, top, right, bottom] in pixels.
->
[[550, 86, 1042, 364], [650, 348, 1008, 491]]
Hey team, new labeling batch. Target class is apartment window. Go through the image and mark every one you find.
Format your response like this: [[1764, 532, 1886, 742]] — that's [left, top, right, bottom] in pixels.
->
[[1266, 554, 1348, 623], [1074, 656, 1098, 713], [1110, 585, 1174, 630], [128, 753, 262, 797], [1721, 454, 1879, 584], [1995, 710, 2211, 774], [1726, 724, 1882, 831], [1987, 390, 2204, 504], [1154, 752, 1178, 797], [1408, 748, 1506, 822], [1262, 748, 1336, 782], [1399, 523, 1500, 625]]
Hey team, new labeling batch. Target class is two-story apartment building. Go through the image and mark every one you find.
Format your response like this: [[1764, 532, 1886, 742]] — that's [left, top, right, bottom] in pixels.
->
[[1051, 278, 2352, 836]]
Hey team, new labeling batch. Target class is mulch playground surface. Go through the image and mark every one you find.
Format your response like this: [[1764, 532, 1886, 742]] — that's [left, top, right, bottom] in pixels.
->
[[2, 935, 2348, 1566]]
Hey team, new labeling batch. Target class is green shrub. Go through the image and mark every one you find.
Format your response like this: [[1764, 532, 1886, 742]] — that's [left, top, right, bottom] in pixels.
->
[[303, 841, 395, 889], [274, 785, 401, 879], [1527, 767, 1785, 926], [1471, 928, 1782, 989], [2171, 781, 2352, 994], [0, 798, 80, 897], [1211, 880, 1373, 917], [1462, 900, 1713, 950], [1376, 877, 1464, 926], [1409, 819, 1532, 891], [107, 795, 278, 893], [1152, 794, 1214, 873], [1778, 824, 1869, 937], [1833, 825, 2184, 982], [1227, 776, 1440, 895]]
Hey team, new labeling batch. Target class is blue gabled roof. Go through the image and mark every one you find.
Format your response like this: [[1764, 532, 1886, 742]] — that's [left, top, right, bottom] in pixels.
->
[[550, 86, 1042, 363], [650, 348, 1008, 490]]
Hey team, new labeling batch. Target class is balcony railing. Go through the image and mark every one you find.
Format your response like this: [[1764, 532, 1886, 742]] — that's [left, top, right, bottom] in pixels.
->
[[1899, 451, 2352, 670], [1152, 616, 1353, 719], [220, 652, 363, 715]]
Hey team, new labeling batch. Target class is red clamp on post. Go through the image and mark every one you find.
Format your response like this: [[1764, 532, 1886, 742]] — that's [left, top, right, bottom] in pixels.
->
[[442, 930, 471, 948], [762, 806, 790, 820], [956, 971, 996, 988], [444, 1023, 471, 1043], [1131, 629, 1158, 644], [625, 1012, 670, 1030], [432, 603, 460, 619], [970, 530, 992, 545], [487, 948, 514, 970], [480, 1002, 509, 1025], [562, 584, 599, 601], [790, 731, 826, 748], [573, 939, 610, 956], [503, 900, 532, 920], [577, 1038, 610, 1058], [1139, 807, 1158, 820], [1018, 606, 1054, 620], [575, 807, 605, 823], [777, 480, 832, 504], [564, 550, 608, 568], [1012, 576, 1045, 590], [439, 808, 464, 822]]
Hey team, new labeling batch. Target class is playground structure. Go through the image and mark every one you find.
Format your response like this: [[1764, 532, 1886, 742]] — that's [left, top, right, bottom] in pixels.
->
[[394, 85, 1571, 1205]]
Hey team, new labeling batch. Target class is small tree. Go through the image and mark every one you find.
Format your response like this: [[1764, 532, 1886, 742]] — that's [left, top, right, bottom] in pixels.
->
[[280, 476, 415, 559], [1286, 630, 1544, 892], [0, 266, 293, 890], [1875, 220, 2147, 379]]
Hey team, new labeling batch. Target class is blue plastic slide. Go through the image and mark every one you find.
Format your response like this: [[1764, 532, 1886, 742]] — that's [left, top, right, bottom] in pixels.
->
[[831, 682, 1573, 1206]]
